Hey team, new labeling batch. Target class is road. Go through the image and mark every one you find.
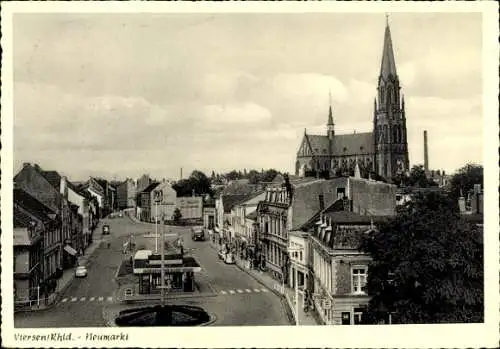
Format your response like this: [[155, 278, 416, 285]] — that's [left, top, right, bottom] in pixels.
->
[[14, 212, 289, 327]]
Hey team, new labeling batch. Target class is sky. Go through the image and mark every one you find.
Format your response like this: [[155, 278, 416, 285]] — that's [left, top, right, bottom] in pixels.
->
[[12, 12, 483, 181]]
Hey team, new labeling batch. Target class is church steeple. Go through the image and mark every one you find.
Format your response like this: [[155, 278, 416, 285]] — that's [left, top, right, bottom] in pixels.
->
[[373, 15, 409, 182], [327, 90, 335, 140], [380, 15, 398, 81]]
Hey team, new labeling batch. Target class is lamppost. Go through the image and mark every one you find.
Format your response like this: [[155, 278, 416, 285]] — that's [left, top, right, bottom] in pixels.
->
[[154, 190, 163, 253], [288, 245, 304, 326]]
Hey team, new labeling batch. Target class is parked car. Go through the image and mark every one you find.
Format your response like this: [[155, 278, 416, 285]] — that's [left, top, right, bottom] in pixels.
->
[[191, 228, 205, 241], [75, 265, 88, 278], [224, 252, 235, 265]]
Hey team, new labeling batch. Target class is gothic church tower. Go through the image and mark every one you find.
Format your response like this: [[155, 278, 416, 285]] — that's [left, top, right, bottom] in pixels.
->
[[373, 18, 409, 180]]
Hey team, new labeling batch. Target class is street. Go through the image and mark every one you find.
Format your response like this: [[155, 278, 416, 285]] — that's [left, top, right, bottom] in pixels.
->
[[14, 214, 290, 327]]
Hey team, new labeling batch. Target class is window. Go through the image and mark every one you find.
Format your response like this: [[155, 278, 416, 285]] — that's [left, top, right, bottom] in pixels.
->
[[352, 266, 368, 294]]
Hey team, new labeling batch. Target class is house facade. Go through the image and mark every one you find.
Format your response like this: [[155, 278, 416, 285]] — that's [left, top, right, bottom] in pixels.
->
[[176, 196, 203, 220], [150, 180, 177, 223], [14, 163, 67, 272], [139, 182, 160, 222], [308, 212, 379, 325], [14, 186, 61, 301], [117, 178, 137, 210]]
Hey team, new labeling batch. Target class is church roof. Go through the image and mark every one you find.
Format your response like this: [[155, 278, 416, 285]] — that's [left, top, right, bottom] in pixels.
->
[[306, 132, 373, 156], [380, 22, 398, 80]]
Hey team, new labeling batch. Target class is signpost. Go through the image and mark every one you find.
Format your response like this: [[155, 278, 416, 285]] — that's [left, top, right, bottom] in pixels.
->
[[154, 190, 163, 253]]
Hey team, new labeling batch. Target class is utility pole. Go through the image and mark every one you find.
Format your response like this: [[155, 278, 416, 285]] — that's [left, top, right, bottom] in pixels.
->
[[160, 225, 166, 307]]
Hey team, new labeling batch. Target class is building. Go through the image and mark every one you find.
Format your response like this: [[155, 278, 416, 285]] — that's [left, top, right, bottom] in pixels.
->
[[138, 182, 160, 222], [230, 191, 266, 263], [176, 196, 203, 221], [306, 212, 382, 325], [94, 178, 118, 216], [295, 20, 409, 181], [14, 187, 61, 303], [214, 194, 252, 246], [14, 163, 70, 270], [133, 249, 201, 294], [150, 180, 177, 223], [117, 178, 137, 210], [136, 174, 152, 193], [79, 177, 105, 218], [202, 198, 216, 231]]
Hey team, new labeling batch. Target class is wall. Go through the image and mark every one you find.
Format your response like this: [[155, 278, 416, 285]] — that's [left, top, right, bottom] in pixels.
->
[[15, 249, 30, 274], [203, 207, 216, 229], [14, 165, 61, 212], [151, 182, 177, 222], [349, 177, 396, 216], [291, 178, 349, 229], [176, 197, 203, 219]]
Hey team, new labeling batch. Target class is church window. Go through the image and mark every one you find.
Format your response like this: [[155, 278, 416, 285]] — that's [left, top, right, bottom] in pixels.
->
[[383, 125, 388, 143], [393, 127, 397, 143], [384, 161, 388, 177], [360, 146, 364, 152], [400, 125, 405, 142], [343, 147, 347, 152]]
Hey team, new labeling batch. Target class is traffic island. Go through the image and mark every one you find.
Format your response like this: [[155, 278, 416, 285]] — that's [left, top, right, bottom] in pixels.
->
[[114, 305, 214, 326]]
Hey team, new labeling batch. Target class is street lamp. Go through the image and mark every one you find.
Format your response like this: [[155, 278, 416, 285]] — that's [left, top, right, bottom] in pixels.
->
[[288, 245, 304, 326], [154, 190, 163, 253]]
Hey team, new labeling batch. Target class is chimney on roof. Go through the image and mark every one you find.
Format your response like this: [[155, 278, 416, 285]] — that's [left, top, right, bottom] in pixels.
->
[[424, 130, 429, 173], [23, 162, 31, 168]]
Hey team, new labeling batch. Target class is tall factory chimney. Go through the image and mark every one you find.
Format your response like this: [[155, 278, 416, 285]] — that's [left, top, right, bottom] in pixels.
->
[[423, 130, 429, 173], [180, 167, 183, 180]]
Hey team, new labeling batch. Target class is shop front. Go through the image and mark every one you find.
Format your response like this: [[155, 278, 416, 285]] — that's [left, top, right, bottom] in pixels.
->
[[133, 250, 201, 294]]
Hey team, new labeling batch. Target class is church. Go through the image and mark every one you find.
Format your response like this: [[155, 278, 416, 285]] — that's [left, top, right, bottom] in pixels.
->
[[295, 20, 410, 182]]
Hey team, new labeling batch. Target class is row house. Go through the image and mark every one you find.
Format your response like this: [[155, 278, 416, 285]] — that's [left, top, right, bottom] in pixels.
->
[[202, 197, 216, 231], [230, 191, 266, 264], [95, 178, 118, 217], [137, 182, 160, 222], [38, 170, 81, 268], [136, 173, 153, 193], [256, 178, 344, 284], [14, 187, 57, 305], [289, 175, 396, 325], [117, 178, 137, 210], [81, 177, 105, 219], [14, 164, 68, 273], [150, 180, 177, 223], [214, 194, 251, 246]]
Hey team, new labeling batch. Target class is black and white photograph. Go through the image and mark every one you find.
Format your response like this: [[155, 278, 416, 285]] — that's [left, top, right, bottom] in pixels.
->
[[1, 1, 498, 348]]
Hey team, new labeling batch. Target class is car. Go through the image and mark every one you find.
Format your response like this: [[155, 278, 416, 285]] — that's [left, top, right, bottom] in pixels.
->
[[224, 252, 235, 264], [75, 265, 88, 278], [119, 212, 123, 218], [191, 228, 205, 241]]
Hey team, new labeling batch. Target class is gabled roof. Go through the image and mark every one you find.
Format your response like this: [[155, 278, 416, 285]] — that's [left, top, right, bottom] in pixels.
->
[[302, 132, 374, 157], [14, 188, 56, 227], [41, 170, 62, 190], [142, 182, 160, 193], [222, 194, 251, 213]]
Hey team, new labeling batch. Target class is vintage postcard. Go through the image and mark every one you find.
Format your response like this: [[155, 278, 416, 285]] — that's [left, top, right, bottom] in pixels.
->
[[1, 1, 499, 348]]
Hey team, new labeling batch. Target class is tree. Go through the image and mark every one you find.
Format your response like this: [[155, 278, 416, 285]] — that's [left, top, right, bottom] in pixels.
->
[[247, 170, 261, 184], [226, 170, 241, 181], [173, 170, 213, 197], [172, 208, 182, 223], [449, 164, 483, 199], [261, 169, 279, 182], [405, 164, 437, 188], [360, 191, 483, 324]]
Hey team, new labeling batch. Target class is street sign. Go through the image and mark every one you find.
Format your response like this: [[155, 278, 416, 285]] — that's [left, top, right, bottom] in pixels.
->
[[124, 288, 133, 297], [154, 190, 163, 203]]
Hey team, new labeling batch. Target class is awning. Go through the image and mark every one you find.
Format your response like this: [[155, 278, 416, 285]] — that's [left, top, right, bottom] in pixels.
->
[[64, 245, 78, 256]]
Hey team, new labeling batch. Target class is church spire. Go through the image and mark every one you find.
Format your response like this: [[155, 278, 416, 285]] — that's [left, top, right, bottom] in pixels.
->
[[327, 90, 334, 126], [327, 90, 335, 140], [380, 15, 398, 80]]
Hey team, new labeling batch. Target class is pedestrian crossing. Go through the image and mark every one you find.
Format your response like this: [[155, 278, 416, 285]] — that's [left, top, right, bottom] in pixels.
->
[[60, 296, 114, 304], [218, 287, 269, 296]]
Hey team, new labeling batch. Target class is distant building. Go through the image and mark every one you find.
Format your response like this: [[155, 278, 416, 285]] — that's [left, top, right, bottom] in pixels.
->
[[295, 21, 410, 181], [137, 174, 152, 193], [151, 180, 177, 223], [138, 182, 160, 223], [117, 178, 137, 210], [202, 198, 216, 231], [176, 196, 203, 220]]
